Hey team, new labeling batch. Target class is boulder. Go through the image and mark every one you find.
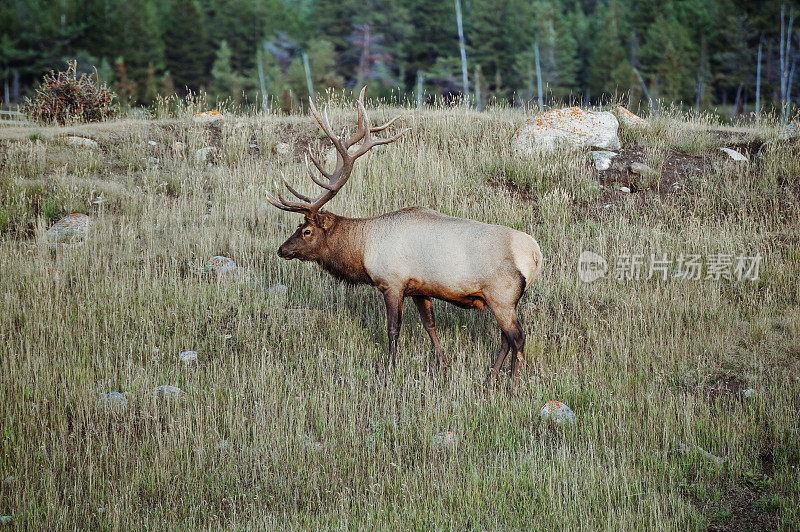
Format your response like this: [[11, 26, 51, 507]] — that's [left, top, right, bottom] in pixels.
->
[[513, 107, 621, 153], [612, 106, 647, 129], [47, 213, 90, 244]]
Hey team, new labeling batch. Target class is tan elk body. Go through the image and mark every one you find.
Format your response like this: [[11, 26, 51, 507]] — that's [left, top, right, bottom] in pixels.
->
[[268, 88, 543, 387]]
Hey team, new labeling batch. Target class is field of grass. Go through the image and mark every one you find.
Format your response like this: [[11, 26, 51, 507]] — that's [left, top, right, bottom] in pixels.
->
[[1, 100, 799, 529]]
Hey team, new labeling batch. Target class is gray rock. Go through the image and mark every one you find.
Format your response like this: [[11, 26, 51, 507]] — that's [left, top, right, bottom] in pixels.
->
[[719, 147, 747, 161], [513, 107, 621, 152], [179, 350, 198, 364], [153, 385, 184, 399], [98, 391, 128, 412], [591, 150, 618, 171]]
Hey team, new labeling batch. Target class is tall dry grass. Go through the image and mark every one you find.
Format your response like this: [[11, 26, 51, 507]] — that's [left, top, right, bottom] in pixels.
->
[[0, 99, 798, 529]]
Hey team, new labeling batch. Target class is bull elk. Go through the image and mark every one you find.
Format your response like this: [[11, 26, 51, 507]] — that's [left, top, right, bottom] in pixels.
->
[[267, 88, 542, 387]]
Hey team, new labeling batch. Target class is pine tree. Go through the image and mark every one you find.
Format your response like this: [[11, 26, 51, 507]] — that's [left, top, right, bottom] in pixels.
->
[[588, 0, 632, 101], [164, 0, 210, 94], [211, 40, 237, 105]]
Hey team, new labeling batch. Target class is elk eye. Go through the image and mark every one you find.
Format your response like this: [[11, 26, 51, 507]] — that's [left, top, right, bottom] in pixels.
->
[[303, 229, 312, 236]]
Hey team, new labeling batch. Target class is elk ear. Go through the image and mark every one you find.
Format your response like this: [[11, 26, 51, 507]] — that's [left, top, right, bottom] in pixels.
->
[[312, 212, 336, 231]]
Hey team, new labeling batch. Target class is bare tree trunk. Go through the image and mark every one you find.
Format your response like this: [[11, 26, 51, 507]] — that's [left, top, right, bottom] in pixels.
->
[[257, 45, 268, 112], [781, 6, 795, 125], [356, 24, 371, 90], [454, 0, 469, 101], [632, 67, 655, 113], [301, 50, 313, 101], [756, 39, 762, 120], [534, 41, 544, 111], [732, 82, 743, 119], [474, 66, 482, 111], [788, 59, 797, 122], [416, 71, 424, 109]]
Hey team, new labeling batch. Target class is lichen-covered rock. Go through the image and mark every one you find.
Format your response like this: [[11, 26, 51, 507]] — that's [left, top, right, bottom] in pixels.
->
[[612, 106, 647, 129], [64, 136, 98, 148], [432, 431, 457, 448], [173, 141, 185, 152], [47, 213, 90, 244], [513, 107, 620, 153], [540, 401, 576, 423], [192, 110, 223, 123], [275, 142, 292, 156], [206, 256, 236, 274]]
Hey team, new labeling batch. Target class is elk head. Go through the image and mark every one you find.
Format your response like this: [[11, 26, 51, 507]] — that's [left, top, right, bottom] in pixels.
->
[[267, 87, 409, 262]]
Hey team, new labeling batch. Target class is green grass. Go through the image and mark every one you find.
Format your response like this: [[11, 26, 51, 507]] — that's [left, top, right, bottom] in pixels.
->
[[0, 102, 798, 529]]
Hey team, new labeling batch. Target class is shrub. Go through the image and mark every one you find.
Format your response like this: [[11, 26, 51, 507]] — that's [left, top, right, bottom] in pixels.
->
[[22, 61, 118, 124]]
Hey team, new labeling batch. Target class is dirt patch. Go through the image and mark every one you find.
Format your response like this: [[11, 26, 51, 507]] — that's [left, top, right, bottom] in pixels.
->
[[704, 480, 779, 531], [598, 147, 711, 193]]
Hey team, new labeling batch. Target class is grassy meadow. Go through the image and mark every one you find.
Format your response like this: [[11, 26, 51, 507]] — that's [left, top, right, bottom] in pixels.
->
[[0, 99, 799, 529]]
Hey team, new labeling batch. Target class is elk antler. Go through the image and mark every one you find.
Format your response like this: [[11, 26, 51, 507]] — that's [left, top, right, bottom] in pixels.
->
[[266, 86, 410, 215]]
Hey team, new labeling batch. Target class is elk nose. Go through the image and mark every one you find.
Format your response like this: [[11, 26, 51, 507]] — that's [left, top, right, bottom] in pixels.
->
[[277, 245, 289, 259]]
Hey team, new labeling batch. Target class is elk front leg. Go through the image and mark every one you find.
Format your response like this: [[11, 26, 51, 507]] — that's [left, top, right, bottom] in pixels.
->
[[412, 295, 448, 371], [382, 290, 404, 369]]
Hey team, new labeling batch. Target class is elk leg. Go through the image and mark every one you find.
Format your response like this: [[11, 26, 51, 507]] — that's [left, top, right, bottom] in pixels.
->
[[486, 302, 525, 389], [485, 331, 510, 388], [412, 295, 447, 370], [382, 290, 404, 368], [505, 317, 526, 391]]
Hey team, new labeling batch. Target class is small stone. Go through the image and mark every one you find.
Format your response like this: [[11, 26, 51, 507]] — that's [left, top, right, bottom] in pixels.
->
[[3, 476, 14, 486], [179, 350, 198, 364], [267, 284, 288, 298], [192, 110, 223, 123], [591, 150, 618, 171], [147, 140, 158, 147], [97, 507, 105, 514], [618, 186, 631, 194], [540, 401, 576, 423], [47, 213, 90, 244], [275, 142, 292, 156], [148, 157, 159, 165], [153, 385, 184, 399], [64, 136, 98, 148], [206, 255, 236, 274], [719, 147, 747, 161], [1, 516, 12, 525], [216, 439, 230, 450], [629, 162, 656, 176], [432, 431, 457, 448], [98, 391, 128, 411], [195, 146, 217, 163], [743, 388, 756, 399], [173, 141, 185, 152]]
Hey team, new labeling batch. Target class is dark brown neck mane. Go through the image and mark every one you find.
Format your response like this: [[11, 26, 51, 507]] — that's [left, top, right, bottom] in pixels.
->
[[316, 214, 372, 285]]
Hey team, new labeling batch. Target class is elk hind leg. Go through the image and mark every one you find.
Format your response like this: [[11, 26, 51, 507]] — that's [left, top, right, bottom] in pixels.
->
[[487, 302, 525, 390], [412, 295, 447, 371]]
